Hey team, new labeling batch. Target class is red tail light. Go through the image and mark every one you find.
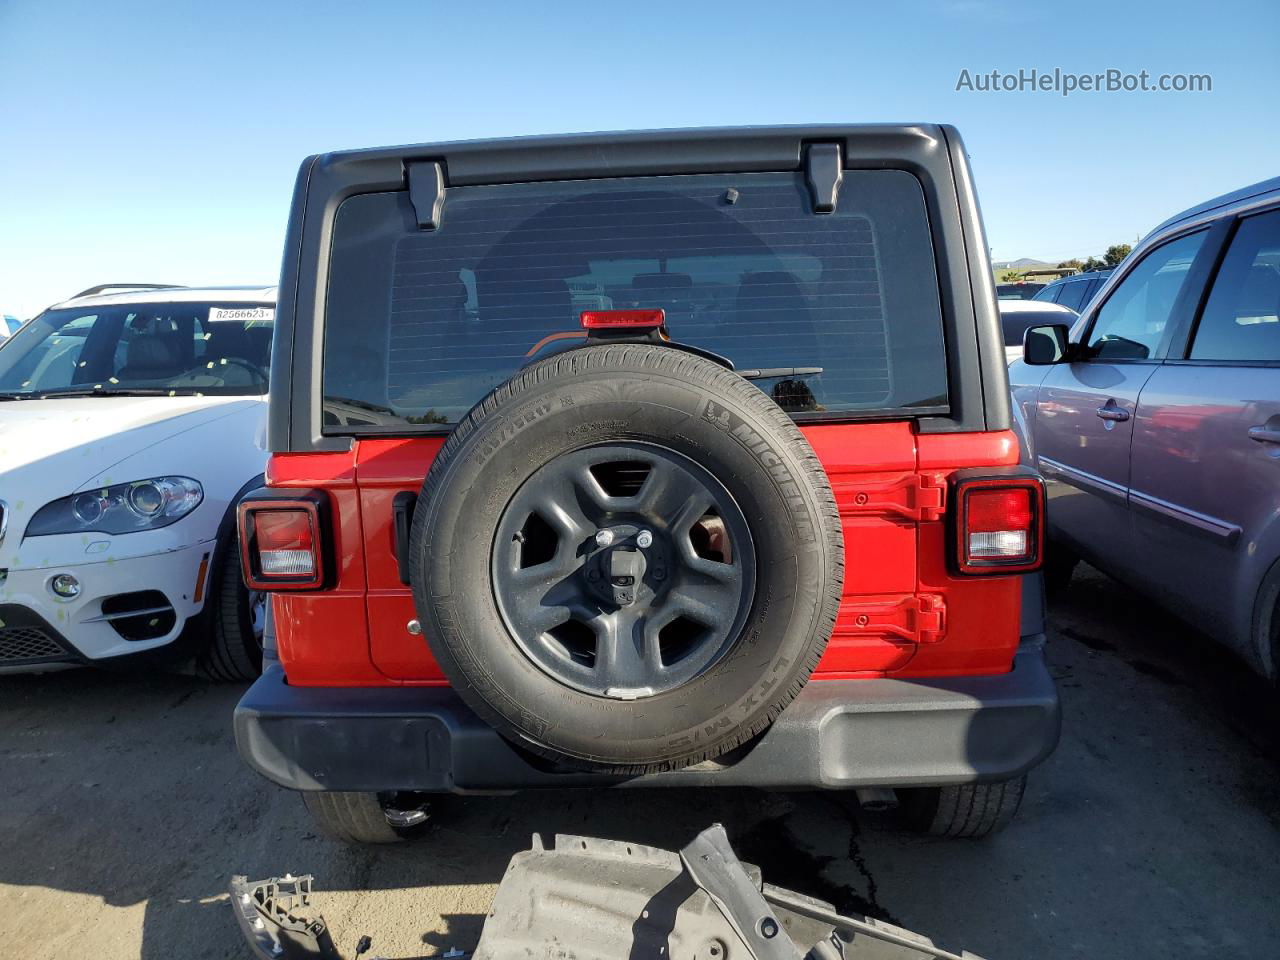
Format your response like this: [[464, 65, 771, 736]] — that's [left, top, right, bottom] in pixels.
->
[[580, 308, 665, 329], [238, 497, 327, 590], [954, 476, 1044, 575]]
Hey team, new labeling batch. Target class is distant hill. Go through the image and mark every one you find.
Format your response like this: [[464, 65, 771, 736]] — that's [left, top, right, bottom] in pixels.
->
[[992, 257, 1052, 269]]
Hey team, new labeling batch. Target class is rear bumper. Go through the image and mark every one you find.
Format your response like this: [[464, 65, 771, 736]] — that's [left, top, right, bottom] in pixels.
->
[[234, 638, 1060, 793]]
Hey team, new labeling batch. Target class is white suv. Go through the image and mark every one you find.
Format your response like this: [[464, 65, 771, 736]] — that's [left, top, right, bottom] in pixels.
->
[[0, 284, 274, 679]]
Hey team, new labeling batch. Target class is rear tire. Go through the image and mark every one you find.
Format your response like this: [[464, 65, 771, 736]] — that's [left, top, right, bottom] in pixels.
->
[[196, 542, 263, 682], [1252, 558, 1280, 685], [899, 776, 1027, 838], [301, 791, 428, 844]]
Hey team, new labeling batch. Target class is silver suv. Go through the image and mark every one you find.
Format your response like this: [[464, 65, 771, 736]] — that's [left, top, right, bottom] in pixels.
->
[[1011, 176, 1280, 682]]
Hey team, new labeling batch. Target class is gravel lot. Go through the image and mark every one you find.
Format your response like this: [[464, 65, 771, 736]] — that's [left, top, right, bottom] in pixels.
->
[[3, 565, 1278, 959]]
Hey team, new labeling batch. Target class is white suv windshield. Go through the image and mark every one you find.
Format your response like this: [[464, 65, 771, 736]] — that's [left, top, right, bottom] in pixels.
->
[[0, 302, 273, 398]]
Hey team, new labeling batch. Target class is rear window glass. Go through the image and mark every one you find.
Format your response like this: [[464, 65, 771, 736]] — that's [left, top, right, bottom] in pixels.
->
[[322, 171, 947, 430], [1053, 280, 1089, 312]]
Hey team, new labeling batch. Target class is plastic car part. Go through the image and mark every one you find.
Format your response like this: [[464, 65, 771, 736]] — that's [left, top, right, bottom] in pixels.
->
[[951, 469, 1046, 575], [25, 476, 204, 537], [804, 142, 844, 214], [579, 307, 666, 329], [229, 873, 339, 960], [407, 160, 446, 229], [238, 489, 332, 591], [230, 824, 982, 959], [70, 282, 183, 299], [474, 824, 979, 959], [572, 304, 737, 369]]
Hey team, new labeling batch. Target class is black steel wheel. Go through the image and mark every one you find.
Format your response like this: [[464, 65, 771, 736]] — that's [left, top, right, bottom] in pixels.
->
[[491, 442, 755, 699]]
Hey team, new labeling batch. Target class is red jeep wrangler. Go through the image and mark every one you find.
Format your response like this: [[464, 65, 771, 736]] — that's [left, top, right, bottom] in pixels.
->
[[234, 125, 1059, 843]]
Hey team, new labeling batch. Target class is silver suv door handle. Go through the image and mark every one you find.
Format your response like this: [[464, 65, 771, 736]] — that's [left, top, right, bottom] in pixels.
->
[[1248, 425, 1280, 444], [1096, 407, 1130, 423]]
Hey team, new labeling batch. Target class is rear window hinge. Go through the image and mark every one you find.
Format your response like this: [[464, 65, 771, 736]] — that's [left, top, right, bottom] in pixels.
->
[[836, 473, 946, 522], [407, 160, 446, 230], [804, 142, 843, 214], [843, 594, 947, 645]]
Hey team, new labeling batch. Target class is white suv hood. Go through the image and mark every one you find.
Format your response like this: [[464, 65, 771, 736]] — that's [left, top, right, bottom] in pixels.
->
[[0, 395, 267, 574], [0, 395, 260, 492]]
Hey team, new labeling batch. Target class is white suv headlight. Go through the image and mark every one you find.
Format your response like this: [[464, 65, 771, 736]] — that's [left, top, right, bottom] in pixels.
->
[[26, 477, 203, 537]]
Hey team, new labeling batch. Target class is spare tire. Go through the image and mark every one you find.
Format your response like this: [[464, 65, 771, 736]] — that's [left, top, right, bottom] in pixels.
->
[[408, 344, 843, 773]]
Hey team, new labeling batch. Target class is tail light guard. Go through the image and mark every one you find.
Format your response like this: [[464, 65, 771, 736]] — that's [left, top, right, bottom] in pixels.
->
[[237, 488, 334, 592], [948, 466, 1046, 576]]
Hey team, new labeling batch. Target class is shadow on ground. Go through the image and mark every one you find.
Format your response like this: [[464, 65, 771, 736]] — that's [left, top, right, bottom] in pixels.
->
[[1, 565, 1278, 958]]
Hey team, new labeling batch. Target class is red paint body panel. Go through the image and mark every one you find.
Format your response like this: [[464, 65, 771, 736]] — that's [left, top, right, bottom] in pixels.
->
[[266, 427, 1026, 687], [264, 447, 384, 685], [917, 430, 1018, 470], [801, 423, 1022, 678], [906, 431, 1022, 676], [355, 438, 448, 683]]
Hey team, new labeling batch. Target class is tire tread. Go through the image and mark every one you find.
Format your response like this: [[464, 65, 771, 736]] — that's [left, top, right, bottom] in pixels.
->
[[903, 776, 1027, 839], [301, 791, 402, 844], [196, 543, 261, 682]]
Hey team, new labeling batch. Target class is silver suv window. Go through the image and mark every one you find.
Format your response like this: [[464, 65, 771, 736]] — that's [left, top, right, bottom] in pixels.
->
[[1189, 210, 1280, 363], [1086, 232, 1207, 360]]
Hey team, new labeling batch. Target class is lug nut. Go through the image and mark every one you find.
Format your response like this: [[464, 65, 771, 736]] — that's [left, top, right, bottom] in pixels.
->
[[636, 530, 654, 548], [595, 530, 614, 547]]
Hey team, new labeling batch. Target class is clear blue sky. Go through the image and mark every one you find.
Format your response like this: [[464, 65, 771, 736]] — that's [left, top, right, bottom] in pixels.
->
[[2, 0, 1276, 317]]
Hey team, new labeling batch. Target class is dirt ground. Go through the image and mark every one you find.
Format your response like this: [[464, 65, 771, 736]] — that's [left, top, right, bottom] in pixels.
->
[[2, 565, 1278, 959]]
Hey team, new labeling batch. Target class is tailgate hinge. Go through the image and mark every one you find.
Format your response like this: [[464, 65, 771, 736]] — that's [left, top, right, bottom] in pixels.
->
[[804, 142, 843, 213], [836, 473, 946, 522], [407, 160, 446, 229], [844, 594, 947, 645]]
